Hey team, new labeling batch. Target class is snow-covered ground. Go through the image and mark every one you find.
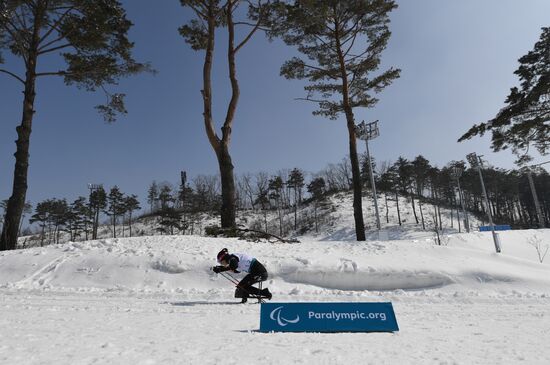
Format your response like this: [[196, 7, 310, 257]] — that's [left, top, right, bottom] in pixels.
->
[[1, 229, 550, 364]]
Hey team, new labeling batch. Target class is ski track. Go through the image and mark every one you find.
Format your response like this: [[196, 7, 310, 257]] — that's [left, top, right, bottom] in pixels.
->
[[0, 291, 549, 365], [14, 253, 75, 289]]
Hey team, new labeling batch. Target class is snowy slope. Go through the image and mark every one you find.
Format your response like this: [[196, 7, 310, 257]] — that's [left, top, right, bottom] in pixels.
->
[[1, 230, 550, 364], [20, 190, 485, 246], [2, 232, 550, 295]]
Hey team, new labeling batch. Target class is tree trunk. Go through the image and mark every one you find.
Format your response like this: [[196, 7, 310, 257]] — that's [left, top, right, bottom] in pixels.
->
[[314, 202, 318, 233], [294, 188, 298, 231], [199, 4, 240, 230], [277, 198, 283, 236], [410, 188, 419, 224], [93, 207, 100, 239], [333, 15, 365, 241], [395, 191, 401, 225], [218, 145, 236, 228], [40, 225, 45, 247], [419, 200, 425, 230], [436, 191, 443, 230], [0, 7, 42, 250], [385, 194, 389, 223], [112, 215, 117, 238]]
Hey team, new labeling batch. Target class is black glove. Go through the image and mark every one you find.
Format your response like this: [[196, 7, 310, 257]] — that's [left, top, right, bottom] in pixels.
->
[[212, 266, 223, 274]]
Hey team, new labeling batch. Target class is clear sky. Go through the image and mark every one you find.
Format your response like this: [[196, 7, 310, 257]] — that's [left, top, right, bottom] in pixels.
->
[[1, 0, 550, 217]]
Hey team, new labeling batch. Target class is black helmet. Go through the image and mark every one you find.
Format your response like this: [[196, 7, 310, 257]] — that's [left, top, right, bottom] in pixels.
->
[[217, 248, 229, 263]]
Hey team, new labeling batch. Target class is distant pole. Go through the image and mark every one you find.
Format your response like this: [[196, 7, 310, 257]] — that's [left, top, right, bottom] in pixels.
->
[[526, 170, 544, 228], [450, 166, 470, 233], [467, 153, 501, 253], [525, 160, 550, 228], [355, 120, 381, 231]]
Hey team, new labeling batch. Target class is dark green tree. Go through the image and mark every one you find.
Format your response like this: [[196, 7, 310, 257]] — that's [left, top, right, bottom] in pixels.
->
[[124, 194, 141, 237], [459, 27, 550, 165], [147, 181, 159, 213], [158, 184, 175, 210], [29, 200, 50, 246], [179, 0, 274, 229], [394, 157, 418, 224], [268, 176, 284, 236], [273, 0, 400, 240], [378, 165, 399, 224], [307, 177, 325, 232], [49, 199, 70, 244], [0, 0, 150, 250], [69, 197, 90, 241], [254, 177, 271, 233], [412, 155, 431, 230], [287, 168, 305, 230], [157, 207, 182, 235], [90, 187, 106, 239], [104, 186, 125, 238]]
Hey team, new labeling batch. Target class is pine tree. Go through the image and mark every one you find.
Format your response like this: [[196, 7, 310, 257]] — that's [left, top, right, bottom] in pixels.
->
[[147, 181, 159, 213], [49, 199, 70, 244], [384, 166, 401, 225], [124, 195, 141, 237], [158, 184, 175, 210], [307, 177, 326, 233], [158, 207, 182, 236], [287, 168, 305, 230], [179, 0, 275, 229], [269, 176, 284, 236], [104, 186, 125, 238], [30, 200, 50, 246], [273, 0, 400, 241], [0, 0, 150, 250], [90, 187, 107, 240], [459, 27, 550, 165], [69, 197, 90, 241], [394, 157, 418, 224], [412, 155, 431, 230]]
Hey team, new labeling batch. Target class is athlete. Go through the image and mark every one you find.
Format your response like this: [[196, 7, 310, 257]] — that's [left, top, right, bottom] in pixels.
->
[[212, 248, 272, 303]]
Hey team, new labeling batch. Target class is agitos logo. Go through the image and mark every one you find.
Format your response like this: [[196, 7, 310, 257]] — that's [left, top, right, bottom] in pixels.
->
[[269, 306, 300, 326]]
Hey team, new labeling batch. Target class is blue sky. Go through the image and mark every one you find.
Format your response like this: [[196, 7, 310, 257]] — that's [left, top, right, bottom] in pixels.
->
[[1, 0, 550, 217]]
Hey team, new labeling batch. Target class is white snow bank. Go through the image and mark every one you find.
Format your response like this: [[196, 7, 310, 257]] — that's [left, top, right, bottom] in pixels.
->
[[1, 230, 549, 296]]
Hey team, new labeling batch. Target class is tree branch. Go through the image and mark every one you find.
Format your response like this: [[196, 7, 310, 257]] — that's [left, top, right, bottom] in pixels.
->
[[295, 97, 326, 103], [38, 6, 74, 46], [35, 70, 67, 77], [38, 42, 72, 55], [234, 20, 260, 53], [234, 1, 264, 53], [0, 69, 25, 84]]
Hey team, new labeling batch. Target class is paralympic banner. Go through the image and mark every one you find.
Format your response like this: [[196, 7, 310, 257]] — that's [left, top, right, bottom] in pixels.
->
[[260, 302, 399, 333]]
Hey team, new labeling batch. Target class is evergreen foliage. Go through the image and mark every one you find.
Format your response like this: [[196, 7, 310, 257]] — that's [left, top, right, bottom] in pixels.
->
[[459, 27, 550, 165], [0, 0, 150, 250], [272, 0, 400, 240]]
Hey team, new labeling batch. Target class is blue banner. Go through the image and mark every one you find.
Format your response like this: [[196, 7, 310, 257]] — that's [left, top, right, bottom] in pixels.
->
[[260, 302, 399, 333], [479, 225, 511, 232]]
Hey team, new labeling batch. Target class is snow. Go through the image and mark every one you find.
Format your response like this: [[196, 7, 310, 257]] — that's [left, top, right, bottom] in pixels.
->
[[1, 228, 550, 364]]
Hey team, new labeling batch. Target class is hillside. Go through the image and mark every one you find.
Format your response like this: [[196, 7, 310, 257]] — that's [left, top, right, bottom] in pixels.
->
[[19, 190, 487, 248]]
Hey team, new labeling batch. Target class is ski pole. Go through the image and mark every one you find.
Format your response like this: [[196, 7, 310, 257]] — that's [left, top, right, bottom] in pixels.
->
[[215, 269, 265, 303]]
